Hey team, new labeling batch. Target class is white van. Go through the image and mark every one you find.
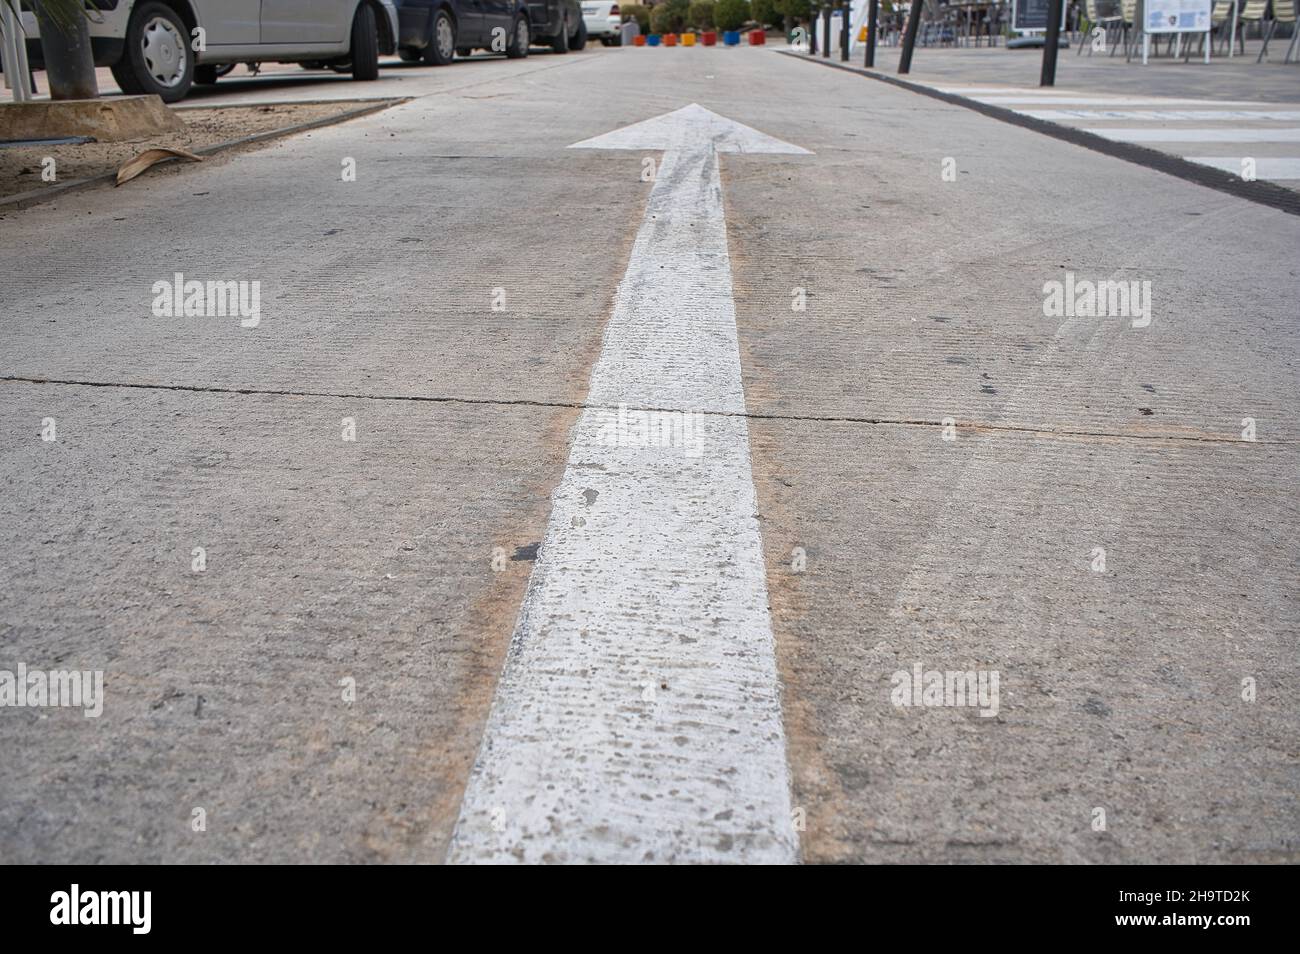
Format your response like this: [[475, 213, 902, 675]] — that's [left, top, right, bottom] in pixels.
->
[[21, 1, 400, 102]]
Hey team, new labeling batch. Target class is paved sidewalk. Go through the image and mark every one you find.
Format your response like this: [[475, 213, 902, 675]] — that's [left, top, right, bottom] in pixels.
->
[[791, 46, 1300, 192], [832, 40, 1300, 103]]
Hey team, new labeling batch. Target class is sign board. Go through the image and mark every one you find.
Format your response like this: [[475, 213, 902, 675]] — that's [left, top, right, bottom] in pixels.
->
[[1008, 0, 1050, 32], [847, 0, 872, 54], [1144, 0, 1212, 33]]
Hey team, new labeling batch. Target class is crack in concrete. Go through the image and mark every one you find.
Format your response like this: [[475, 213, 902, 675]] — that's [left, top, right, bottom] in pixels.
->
[[3, 374, 1289, 447]]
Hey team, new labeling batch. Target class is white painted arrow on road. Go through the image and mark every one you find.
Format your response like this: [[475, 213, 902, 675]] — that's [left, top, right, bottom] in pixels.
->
[[447, 106, 811, 864]]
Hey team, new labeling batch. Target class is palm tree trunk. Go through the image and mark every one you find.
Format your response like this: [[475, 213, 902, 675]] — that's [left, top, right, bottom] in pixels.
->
[[32, 0, 98, 99]]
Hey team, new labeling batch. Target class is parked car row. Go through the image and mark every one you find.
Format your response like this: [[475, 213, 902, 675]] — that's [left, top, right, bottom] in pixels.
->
[[395, 0, 591, 63], [581, 3, 624, 46], [20, 0, 591, 104]]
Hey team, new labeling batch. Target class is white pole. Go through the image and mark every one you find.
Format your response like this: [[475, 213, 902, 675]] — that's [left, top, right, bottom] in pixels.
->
[[12, 2, 31, 97], [2, 2, 18, 97], [1204, 26, 1211, 62], [1228, 0, 1238, 57], [1, 1, 31, 102], [1142, 30, 1150, 62]]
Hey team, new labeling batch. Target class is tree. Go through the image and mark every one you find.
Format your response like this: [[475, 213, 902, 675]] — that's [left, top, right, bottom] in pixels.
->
[[687, 0, 716, 29], [775, 0, 813, 31], [713, 0, 751, 31], [22, 0, 98, 100], [751, 0, 780, 27], [650, 0, 689, 33]]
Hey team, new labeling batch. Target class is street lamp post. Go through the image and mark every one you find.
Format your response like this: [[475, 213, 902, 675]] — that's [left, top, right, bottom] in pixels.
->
[[864, 0, 879, 67], [899, 0, 924, 74], [1040, 0, 1063, 85], [840, 0, 851, 60]]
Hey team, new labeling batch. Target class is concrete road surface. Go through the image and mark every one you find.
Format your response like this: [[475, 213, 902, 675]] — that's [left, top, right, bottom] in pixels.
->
[[1, 44, 1296, 864]]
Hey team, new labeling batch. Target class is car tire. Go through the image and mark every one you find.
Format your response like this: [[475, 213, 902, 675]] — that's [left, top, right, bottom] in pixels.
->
[[505, 14, 529, 58], [194, 64, 232, 84], [570, 19, 587, 50], [422, 8, 455, 65], [550, 17, 570, 53], [398, 46, 421, 62], [350, 3, 380, 80], [110, 1, 194, 103]]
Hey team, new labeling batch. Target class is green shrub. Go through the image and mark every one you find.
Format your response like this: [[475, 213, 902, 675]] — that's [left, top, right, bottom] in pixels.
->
[[649, 5, 675, 33], [751, 0, 780, 26], [621, 3, 652, 32], [687, 0, 715, 29], [775, 0, 811, 26], [713, 0, 751, 30], [650, 0, 690, 32]]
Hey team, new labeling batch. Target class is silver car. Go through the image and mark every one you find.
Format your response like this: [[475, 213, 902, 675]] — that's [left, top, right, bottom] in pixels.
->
[[22, 1, 400, 102]]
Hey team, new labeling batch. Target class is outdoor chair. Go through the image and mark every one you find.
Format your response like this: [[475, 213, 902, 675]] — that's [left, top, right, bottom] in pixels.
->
[[1188, 0, 1237, 58], [1236, 0, 1270, 53], [1115, 0, 1137, 59], [1258, 0, 1298, 60], [1078, 0, 1124, 55], [1208, 0, 1242, 55]]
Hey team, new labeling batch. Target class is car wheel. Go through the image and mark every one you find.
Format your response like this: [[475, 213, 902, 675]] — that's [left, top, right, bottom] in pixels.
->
[[550, 17, 570, 53], [570, 18, 587, 50], [423, 8, 455, 65], [110, 1, 194, 103], [194, 64, 232, 84], [350, 3, 380, 80], [505, 14, 530, 58], [398, 47, 421, 62]]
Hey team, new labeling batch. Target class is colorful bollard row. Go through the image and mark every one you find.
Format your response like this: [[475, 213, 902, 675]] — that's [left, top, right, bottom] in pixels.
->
[[635, 31, 765, 47]]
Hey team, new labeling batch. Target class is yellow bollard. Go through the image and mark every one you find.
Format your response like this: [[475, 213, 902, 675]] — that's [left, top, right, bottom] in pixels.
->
[[683, 32, 696, 46]]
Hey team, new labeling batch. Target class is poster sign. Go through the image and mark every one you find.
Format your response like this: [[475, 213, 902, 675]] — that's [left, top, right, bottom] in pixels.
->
[[1144, 0, 1212, 33], [1012, 0, 1065, 32]]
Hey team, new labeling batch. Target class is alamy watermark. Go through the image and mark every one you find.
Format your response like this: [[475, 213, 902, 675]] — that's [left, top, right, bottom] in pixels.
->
[[50, 885, 150, 934], [1042, 272, 1151, 328], [0, 664, 103, 717], [589, 404, 705, 457], [151, 272, 261, 328], [890, 662, 1000, 718]]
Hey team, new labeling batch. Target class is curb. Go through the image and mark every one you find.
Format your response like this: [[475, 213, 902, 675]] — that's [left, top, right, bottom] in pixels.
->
[[776, 49, 1300, 218], [0, 97, 408, 213]]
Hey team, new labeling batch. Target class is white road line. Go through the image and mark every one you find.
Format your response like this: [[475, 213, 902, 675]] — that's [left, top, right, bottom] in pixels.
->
[[1019, 109, 1300, 122], [1085, 127, 1300, 143], [935, 86, 1047, 94], [974, 96, 1261, 107], [447, 105, 810, 865], [1184, 156, 1300, 179]]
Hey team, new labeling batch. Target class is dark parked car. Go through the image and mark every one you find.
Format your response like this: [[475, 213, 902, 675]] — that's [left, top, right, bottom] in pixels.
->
[[395, 0, 584, 64]]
